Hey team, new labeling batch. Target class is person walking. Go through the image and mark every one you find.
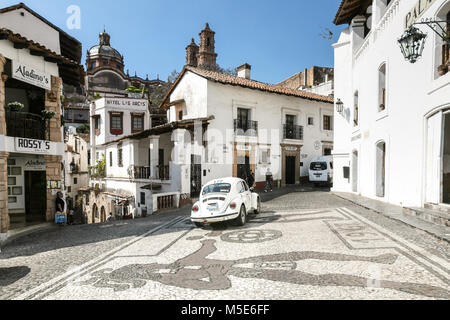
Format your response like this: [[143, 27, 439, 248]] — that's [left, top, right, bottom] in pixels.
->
[[265, 168, 273, 193]]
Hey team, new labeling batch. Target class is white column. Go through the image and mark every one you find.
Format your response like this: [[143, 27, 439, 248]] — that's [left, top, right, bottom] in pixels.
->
[[150, 136, 160, 178]]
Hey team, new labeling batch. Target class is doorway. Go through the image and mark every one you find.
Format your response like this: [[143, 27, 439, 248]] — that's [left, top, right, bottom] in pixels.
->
[[92, 204, 98, 224], [443, 113, 450, 204], [352, 150, 359, 193], [376, 141, 386, 198], [24, 171, 46, 223], [285, 156, 296, 185], [190, 154, 202, 198], [237, 156, 250, 180], [101, 206, 106, 223]]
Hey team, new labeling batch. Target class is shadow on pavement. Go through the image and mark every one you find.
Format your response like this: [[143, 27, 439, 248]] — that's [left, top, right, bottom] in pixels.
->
[[0, 207, 192, 259], [0, 266, 31, 286]]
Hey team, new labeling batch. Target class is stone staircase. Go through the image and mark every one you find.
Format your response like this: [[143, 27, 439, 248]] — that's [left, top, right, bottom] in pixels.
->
[[403, 204, 450, 228]]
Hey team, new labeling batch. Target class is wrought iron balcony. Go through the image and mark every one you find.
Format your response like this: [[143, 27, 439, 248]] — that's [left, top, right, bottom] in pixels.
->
[[6, 111, 49, 141], [283, 124, 304, 140], [234, 119, 258, 136]]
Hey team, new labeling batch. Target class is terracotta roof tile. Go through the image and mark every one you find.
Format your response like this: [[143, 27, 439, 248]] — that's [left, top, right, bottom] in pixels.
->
[[0, 28, 80, 66], [185, 66, 334, 103]]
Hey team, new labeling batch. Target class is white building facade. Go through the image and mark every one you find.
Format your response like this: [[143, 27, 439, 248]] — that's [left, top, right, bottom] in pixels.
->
[[63, 133, 89, 210], [163, 65, 335, 194], [85, 96, 173, 223], [332, 0, 450, 209], [0, 3, 83, 240]]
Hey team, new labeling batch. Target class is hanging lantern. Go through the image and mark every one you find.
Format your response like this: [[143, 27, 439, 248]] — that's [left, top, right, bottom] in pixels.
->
[[336, 99, 344, 114], [398, 26, 427, 63]]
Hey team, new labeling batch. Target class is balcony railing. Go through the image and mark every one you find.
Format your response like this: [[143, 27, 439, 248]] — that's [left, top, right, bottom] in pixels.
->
[[234, 119, 258, 136], [157, 165, 170, 181], [133, 166, 151, 180], [130, 165, 170, 181], [283, 124, 304, 140], [6, 111, 49, 140]]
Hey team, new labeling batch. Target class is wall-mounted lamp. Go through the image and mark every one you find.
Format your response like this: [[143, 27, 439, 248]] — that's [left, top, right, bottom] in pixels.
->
[[399, 19, 449, 64], [336, 99, 344, 114]]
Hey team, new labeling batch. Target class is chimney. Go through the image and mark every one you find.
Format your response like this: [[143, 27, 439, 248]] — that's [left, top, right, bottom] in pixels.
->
[[237, 63, 251, 79]]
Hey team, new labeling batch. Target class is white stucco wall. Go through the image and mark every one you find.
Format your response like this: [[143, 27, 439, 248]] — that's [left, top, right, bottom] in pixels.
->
[[0, 7, 61, 54], [332, 0, 450, 207], [167, 71, 334, 187]]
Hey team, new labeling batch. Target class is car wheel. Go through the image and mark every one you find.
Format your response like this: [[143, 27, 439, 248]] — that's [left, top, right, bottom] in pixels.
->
[[235, 205, 246, 226], [254, 198, 261, 215], [194, 222, 204, 228]]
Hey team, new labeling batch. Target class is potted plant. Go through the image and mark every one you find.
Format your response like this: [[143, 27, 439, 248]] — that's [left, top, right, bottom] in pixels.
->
[[7, 101, 24, 112], [438, 64, 448, 76], [41, 110, 56, 120]]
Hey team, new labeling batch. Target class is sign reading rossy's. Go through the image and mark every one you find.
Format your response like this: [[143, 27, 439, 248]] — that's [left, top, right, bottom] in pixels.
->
[[15, 138, 55, 154], [12, 60, 51, 90]]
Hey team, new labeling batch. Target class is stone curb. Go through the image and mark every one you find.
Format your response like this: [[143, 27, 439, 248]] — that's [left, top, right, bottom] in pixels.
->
[[332, 193, 450, 244]]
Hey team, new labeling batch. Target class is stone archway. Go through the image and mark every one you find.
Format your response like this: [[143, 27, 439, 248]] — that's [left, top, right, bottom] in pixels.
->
[[92, 204, 98, 224], [101, 206, 106, 223]]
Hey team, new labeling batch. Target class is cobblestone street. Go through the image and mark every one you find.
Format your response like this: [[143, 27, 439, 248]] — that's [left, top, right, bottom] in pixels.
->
[[1, 189, 449, 300]]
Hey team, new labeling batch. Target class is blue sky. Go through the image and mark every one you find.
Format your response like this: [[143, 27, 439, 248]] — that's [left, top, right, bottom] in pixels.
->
[[1, 0, 346, 84]]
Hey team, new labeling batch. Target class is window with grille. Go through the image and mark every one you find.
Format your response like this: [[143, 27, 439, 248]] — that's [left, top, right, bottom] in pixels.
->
[[132, 115, 144, 133], [110, 113, 123, 135], [323, 115, 333, 131], [354, 91, 359, 126], [379, 63, 387, 112], [118, 144, 123, 167]]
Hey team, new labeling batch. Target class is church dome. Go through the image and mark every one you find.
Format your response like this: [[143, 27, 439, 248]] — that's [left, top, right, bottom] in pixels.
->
[[87, 30, 124, 72], [88, 44, 123, 60]]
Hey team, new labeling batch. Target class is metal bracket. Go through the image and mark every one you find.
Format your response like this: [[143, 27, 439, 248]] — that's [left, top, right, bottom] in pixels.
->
[[413, 19, 450, 43]]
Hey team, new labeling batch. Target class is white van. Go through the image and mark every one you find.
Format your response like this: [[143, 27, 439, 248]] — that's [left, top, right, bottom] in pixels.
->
[[309, 156, 333, 186]]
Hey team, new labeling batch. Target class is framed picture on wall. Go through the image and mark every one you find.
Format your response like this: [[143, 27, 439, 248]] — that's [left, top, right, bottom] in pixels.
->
[[7, 177, 16, 186], [11, 167, 22, 176], [12, 187, 23, 195]]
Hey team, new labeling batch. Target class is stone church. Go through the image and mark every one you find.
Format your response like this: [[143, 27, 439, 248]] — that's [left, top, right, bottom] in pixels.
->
[[185, 23, 219, 70]]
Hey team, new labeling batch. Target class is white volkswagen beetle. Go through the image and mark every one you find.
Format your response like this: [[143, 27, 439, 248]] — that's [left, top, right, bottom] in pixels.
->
[[191, 177, 261, 228]]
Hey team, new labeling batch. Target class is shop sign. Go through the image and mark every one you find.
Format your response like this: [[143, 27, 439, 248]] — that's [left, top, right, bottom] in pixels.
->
[[405, 0, 436, 29], [237, 145, 252, 151], [285, 146, 298, 152], [24, 159, 46, 171], [47, 180, 62, 189], [12, 60, 51, 90], [15, 138, 54, 154], [105, 98, 148, 108]]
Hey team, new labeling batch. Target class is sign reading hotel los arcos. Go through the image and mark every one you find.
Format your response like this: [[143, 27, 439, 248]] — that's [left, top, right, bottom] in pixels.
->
[[15, 138, 54, 154], [12, 60, 51, 90]]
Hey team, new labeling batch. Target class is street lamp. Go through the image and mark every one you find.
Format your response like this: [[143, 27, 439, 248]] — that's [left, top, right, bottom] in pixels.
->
[[398, 26, 427, 63], [336, 99, 344, 114], [399, 19, 450, 64]]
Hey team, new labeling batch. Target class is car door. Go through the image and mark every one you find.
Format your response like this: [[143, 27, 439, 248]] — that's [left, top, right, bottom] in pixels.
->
[[241, 181, 252, 211]]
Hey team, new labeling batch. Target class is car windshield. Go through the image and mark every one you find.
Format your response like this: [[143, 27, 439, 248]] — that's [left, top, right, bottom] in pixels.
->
[[202, 183, 232, 195], [310, 162, 327, 171]]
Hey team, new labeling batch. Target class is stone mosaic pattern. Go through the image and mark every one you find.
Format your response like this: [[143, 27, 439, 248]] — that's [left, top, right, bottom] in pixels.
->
[[8, 206, 449, 300]]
